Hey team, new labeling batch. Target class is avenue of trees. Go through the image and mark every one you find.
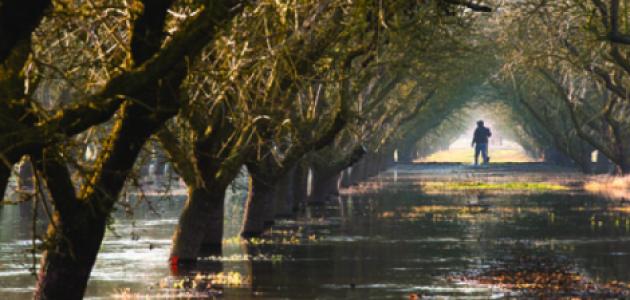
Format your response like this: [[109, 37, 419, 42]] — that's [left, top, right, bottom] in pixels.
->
[[0, 0, 629, 299]]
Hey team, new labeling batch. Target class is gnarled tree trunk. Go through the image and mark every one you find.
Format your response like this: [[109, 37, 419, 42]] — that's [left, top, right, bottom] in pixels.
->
[[170, 186, 225, 265], [241, 172, 273, 238], [17, 158, 34, 191], [543, 147, 573, 166], [308, 164, 340, 205], [0, 163, 10, 199], [273, 166, 296, 218], [292, 163, 309, 213], [36, 98, 172, 298], [338, 168, 352, 189], [35, 210, 109, 299]]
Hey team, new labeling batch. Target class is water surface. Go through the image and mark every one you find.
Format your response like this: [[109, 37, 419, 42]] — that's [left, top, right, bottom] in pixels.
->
[[1, 164, 629, 299]]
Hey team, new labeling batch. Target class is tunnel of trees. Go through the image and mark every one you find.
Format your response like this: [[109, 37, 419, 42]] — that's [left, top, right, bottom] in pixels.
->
[[1, 0, 630, 298]]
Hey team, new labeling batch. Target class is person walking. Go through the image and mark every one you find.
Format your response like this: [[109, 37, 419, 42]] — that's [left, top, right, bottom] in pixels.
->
[[471, 120, 491, 166]]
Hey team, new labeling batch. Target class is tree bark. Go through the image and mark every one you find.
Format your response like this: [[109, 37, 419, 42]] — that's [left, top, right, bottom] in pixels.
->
[[375, 151, 394, 175], [349, 159, 366, 185], [34, 211, 108, 300], [292, 163, 309, 213], [619, 163, 630, 175], [308, 167, 339, 205], [170, 187, 225, 264], [241, 173, 273, 238], [543, 147, 573, 166], [0, 163, 10, 199], [339, 168, 352, 188], [261, 184, 277, 230], [594, 150, 613, 174], [363, 153, 379, 178], [17, 158, 34, 191], [273, 168, 294, 218]]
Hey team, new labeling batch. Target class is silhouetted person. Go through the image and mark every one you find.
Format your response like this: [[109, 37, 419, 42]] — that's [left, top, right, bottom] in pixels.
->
[[471, 120, 491, 165]]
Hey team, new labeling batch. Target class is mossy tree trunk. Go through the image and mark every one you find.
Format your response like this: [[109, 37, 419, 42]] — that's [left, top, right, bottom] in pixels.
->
[[162, 125, 249, 264], [0, 163, 10, 199], [241, 165, 275, 238], [338, 168, 352, 189], [273, 166, 296, 218], [349, 159, 367, 185], [543, 147, 574, 166], [308, 146, 365, 204], [17, 158, 34, 191], [308, 165, 340, 205], [170, 186, 225, 264], [292, 163, 309, 213]]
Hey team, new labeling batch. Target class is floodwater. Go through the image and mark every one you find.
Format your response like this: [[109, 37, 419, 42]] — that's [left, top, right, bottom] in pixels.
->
[[1, 163, 630, 299]]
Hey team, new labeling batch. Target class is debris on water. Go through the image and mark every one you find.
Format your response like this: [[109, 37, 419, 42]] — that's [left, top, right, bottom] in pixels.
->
[[113, 272, 251, 298], [199, 253, 286, 263], [449, 248, 630, 298]]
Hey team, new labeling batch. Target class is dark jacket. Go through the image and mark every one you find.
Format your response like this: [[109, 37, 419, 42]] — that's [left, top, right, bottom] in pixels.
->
[[473, 127, 491, 144]]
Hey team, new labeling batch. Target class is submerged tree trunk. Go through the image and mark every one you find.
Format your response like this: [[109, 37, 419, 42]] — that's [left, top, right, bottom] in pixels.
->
[[0, 163, 10, 199], [241, 173, 273, 238], [543, 147, 570, 166], [376, 151, 394, 174], [349, 159, 367, 185], [309, 146, 366, 204], [594, 151, 613, 174], [36, 98, 173, 298], [308, 164, 340, 204], [17, 158, 34, 191], [292, 163, 309, 213], [262, 188, 277, 230], [339, 168, 351, 189], [171, 186, 225, 264], [362, 153, 379, 179], [618, 163, 630, 176], [273, 168, 295, 218], [35, 211, 108, 300]]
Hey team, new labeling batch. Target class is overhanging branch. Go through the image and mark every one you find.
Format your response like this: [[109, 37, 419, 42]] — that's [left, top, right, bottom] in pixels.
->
[[443, 0, 492, 12]]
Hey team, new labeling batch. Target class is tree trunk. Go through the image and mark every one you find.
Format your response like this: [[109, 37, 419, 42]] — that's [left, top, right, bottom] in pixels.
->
[[34, 211, 107, 300], [594, 150, 613, 174], [364, 154, 379, 178], [309, 163, 341, 205], [261, 182, 277, 230], [171, 186, 225, 264], [292, 164, 309, 213], [34, 100, 169, 297], [349, 159, 366, 185], [32, 2, 245, 297], [273, 168, 294, 218], [375, 152, 393, 175], [339, 168, 352, 188], [543, 147, 573, 166], [241, 174, 273, 238], [0, 163, 10, 199], [17, 158, 34, 191]]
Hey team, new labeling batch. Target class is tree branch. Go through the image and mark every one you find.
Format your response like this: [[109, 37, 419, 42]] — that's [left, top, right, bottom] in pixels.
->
[[443, 0, 492, 12], [157, 127, 200, 187]]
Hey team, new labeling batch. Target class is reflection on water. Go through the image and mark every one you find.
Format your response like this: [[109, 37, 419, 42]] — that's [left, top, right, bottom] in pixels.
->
[[1, 166, 630, 299]]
